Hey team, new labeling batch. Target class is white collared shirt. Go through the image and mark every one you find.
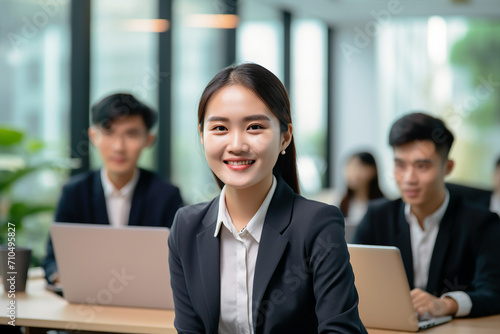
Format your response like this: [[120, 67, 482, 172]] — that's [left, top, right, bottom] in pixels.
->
[[347, 198, 368, 225], [100, 168, 139, 227], [214, 176, 277, 334], [490, 192, 500, 217], [405, 189, 472, 317]]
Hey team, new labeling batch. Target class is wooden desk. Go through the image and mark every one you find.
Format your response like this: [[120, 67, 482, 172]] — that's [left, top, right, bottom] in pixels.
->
[[1, 278, 175, 333], [367, 315, 500, 333], [2, 277, 500, 333]]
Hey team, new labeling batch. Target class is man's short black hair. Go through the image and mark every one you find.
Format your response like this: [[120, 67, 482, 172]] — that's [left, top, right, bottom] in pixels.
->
[[91, 93, 157, 131], [388, 112, 454, 160], [496, 156, 500, 168]]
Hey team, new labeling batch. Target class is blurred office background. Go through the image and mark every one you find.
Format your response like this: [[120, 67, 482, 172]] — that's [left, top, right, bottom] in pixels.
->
[[1, 0, 499, 264]]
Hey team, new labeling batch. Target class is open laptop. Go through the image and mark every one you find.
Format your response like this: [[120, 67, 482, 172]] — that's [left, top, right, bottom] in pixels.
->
[[348, 244, 452, 331], [50, 222, 174, 309]]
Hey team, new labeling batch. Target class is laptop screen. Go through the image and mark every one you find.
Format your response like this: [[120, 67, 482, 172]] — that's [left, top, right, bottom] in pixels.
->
[[348, 244, 451, 331], [51, 222, 174, 309]]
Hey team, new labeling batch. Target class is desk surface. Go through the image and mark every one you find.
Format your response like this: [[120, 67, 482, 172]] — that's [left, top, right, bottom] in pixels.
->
[[367, 315, 500, 334], [2, 277, 500, 333], [1, 278, 175, 333]]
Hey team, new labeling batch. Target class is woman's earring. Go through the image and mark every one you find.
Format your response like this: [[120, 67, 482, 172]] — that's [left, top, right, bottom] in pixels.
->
[[281, 150, 286, 155]]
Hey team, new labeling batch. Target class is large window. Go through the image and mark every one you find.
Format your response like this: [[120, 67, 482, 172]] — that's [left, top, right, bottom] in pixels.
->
[[0, 0, 71, 265], [237, 1, 283, 80], [239, 12, 330, 196], [376, 17, 500, 194], [291, 19, 328, 195], [171, 0, 228, 204], [90, 0, 160, 170]]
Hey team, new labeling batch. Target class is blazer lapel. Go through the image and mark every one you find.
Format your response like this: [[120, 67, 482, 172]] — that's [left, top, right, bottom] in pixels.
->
[[92, 171, 109, 224], [252, 178, 293, 328], [129, 169, 147, 226], [426, 195, 456, 295], [196, 199, 221, 332], [395, 202, 414, 289]]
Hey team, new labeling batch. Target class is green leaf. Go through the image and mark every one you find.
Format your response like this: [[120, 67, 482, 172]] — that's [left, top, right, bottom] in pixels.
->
[[0, 162, 54, 193], [8, 202, 54, 224], [0, 167, 38, 192], [0, 128, 24, 146], [449, 20, 500, 128], [26, 139, 44, 153]]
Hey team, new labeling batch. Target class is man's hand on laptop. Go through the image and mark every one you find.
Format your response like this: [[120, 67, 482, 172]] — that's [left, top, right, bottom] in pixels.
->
[[411, 288, 458, 318]]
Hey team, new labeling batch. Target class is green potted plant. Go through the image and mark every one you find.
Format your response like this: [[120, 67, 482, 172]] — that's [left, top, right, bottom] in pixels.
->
[[0, 127, 63, 266]]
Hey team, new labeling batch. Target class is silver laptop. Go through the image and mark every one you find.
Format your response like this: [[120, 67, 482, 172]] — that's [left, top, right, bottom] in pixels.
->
[[348, 244, 452, 331], [50, 223, 174, 309]]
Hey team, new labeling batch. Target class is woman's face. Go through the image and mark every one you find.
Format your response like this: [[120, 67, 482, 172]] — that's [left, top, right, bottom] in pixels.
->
[[345, 157, 376, 191], [200, 85, 292, 192]]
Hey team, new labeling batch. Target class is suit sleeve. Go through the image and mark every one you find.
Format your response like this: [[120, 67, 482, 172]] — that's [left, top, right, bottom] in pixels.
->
[[466, 211, 500, 317], [42, 185, 76, 283], [307, 205, 367, 333], [168, 210, 206, 333]]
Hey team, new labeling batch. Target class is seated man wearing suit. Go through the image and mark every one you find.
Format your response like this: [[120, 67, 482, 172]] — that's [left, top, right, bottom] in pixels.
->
[[43, 93, 183, 284], [353, 112, 500, 318]]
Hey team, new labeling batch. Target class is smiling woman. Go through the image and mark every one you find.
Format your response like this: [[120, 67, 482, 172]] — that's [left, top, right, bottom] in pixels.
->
[[197, 63, 298, 194], [168, 63, 367, 334], [201, 85, 290, 202]]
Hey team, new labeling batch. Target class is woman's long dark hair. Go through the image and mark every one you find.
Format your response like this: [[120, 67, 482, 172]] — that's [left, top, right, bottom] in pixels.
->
[[339, 152, 384, 216], [198, 63, 300, 194]]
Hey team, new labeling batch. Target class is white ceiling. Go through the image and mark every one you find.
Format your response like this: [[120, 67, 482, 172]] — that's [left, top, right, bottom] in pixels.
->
[[258, 0, 500, 25]]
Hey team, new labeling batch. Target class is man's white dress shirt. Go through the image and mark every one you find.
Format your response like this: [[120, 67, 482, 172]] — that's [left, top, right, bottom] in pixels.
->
[[405, 190, 472, 317], [101, 168, 139, 227], [490, 192, 500, 217]]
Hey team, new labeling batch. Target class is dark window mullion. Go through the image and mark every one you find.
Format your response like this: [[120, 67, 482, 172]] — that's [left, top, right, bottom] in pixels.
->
[[70, 0, 91, 176], [158, 0, 173, 179], [283, 11, 291, 93], [326, 26, 334, 188]]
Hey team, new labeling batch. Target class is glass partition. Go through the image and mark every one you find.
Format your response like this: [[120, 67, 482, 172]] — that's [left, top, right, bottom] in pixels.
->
[[376, 17, 500, 193], [90, 0, 160, 170], [171, 0, 227, 204], [291, 19, 328, 195], [0, 0, 71, 265]]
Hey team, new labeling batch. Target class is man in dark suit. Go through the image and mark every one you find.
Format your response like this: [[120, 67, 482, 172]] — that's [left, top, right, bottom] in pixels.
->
[[43, 93, 183, 284], [353, 112, 500, 318]]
